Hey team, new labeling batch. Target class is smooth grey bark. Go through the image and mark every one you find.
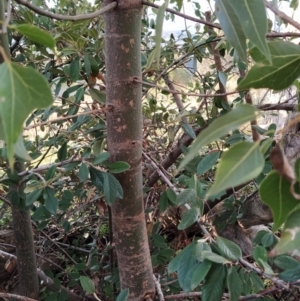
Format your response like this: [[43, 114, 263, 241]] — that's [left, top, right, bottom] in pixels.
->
[[104, 0, 155, 300]]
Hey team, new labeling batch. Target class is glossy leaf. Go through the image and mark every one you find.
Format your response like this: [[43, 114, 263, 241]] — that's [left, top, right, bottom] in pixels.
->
[[182, 122, 196, 139], [103, 172, 123, 205], [43, 187, 58, 215], [179, 104, 259, 170], [80, 276, 95, 293], [57, 142, 68, 161], [70, 56, 81, 82], [93, 152, 110, 165], [230, 0, 270, 62], [207, 142, 264, 198], [216, 236, 242, 260], [249, 272, 264, 291], [178, 241, 198, 291], [202, 264, 226, 301], [202, 251, 227, 264], [109, 161, 130, 174], [215, 0, 247, 62], [271, 208, 300, 255], [176, 189, 197, 206], [0, 62, 53, 166], [227, 266, 242, 301], [238, 41, 300, 90], [79, 163, 89, 182], [168, 242, 197, 274], [16, 24, 55, 49], [197, 151, 220, 176], [153, 0, 169, 69], [116, 289, 129, 301], [26, 188, 43, 206], [259, 171, 299, 231], [190, 260, 211, 290], [178, 207, 199, 230]]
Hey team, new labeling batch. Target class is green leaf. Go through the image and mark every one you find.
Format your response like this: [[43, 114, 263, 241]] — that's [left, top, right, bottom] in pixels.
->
[[83, 53, 91, 76], [116, 289, 129, 301], [253, 245, 267, 264], [197, 151, 220, 175], [0, 62, 53, 166], [89, 88, 106, 104], [109, 162, 130, 174], [176, 189, 197, 206], [168, 242, 197, 274], [207, 141, 264, 198], [182, 122, 196, 139], [249, 271, 264, 291], [178, 104, 259, 170], [216, 236, 242, 260], [57, 142, 68, 161], [178, 207, 199, 230], [70, 56, 81, 82], [230, 0, 270, 62], [227, 266, 242, 301], [272, 208, 300, 255], [274, 255, 300, 270], [79, 163, 89, 182], [238, 41, 300, 90], [279, 266, 300, 282], [159, 191, 168, 211], [93, 152, 110, 165], [79, 276, 95, 293], [218, 71, 228, 87], [15, 24, 55, 49], [215, 0, 247, 62], [177, 241, 198, 292], [202, 264, 226, 301], [43, 187, 58, 215], [45, 165, 56, 181], [26, 188, 43, 206], [202, 251, 227, 264], [190, 260, 212, 290], [166, 188, 177, 204], [154, 0, 169, 69], [259, 171, 299, 231], [103, 172, 123, 205], [12, 134, 31, 161]]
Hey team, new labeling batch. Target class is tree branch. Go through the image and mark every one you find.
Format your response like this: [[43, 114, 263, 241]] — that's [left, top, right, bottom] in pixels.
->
[[264, 0, 300, 31], [14, 0, 117, 21]]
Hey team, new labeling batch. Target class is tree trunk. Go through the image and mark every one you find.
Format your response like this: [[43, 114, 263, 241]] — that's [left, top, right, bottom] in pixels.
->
[[0, 3, 39, 298], [10, 162, 39, 298], [103, 1, 155, 300]]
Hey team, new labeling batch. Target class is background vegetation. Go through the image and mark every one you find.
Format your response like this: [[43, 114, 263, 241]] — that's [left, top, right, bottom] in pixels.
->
[[1, 0, 300, 300]]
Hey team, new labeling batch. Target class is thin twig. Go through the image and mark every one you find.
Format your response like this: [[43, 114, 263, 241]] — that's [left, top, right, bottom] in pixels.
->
[[136, 78, 239, 98], [264, 0, 300, 31], [153, 274, 165, 301], [24, 108, 103, 130], [14, 0, 117, 21], [0, 0, 11, 34]]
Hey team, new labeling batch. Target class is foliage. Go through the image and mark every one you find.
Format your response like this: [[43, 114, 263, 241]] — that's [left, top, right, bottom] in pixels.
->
[[1, 0, 300, 300]]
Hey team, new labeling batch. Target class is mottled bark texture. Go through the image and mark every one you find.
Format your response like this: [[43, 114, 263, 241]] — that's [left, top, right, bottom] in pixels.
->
[[104, 1, 155, 300], [10, 162, 39, 298]]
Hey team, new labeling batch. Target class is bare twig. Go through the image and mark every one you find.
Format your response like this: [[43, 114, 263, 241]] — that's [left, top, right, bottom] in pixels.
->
[[142, 0, 220, 29], [0, 292, 38, 301], [239, 69, 260, 142], [24, 108, 103, 130], [14, 0, 117, 21], [153, 274, 165, 301], [205, 11, 228, 103], [0, 0, 11, 34], [264, 0, 300, 31], [136, 78, 238, 98]]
